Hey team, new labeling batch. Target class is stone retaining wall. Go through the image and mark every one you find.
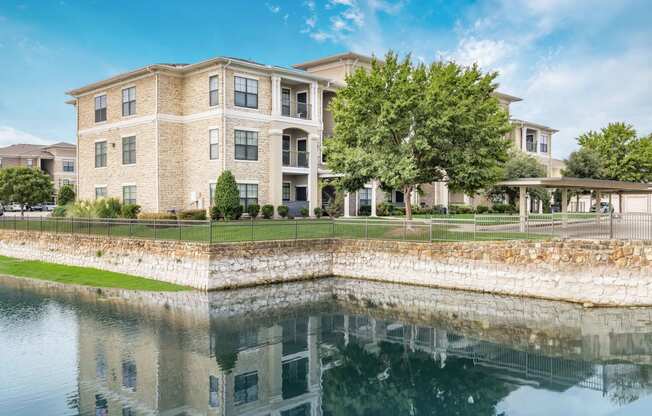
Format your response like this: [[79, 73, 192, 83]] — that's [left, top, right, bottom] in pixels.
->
[[2, 229, 652, 305]]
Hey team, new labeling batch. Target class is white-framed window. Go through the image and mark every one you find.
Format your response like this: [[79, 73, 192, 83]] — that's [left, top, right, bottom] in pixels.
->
[[209, 75, 219, 107], [95, 94, 107, 122], [540, 133, 549, 153], [209, 129, 219, 160], [359, 188, 371, 206], [95, 141, 107, 168], [122, 86, 136, 116], [525, 129, 537, 152], [209, 375, 220, 408], [62, 160, 74, 172], [237, 183, 258, 209], [234, 371, 258, 406], [234, 76, 258, 109], [122, 136, 136, 165], [26, 158, 33, 167], [296, 91, 308, 119], [95, 186, 107, 199], [282, 182, 291, 201], [122, 185, 137, 205], [234, 130, 258, 161]]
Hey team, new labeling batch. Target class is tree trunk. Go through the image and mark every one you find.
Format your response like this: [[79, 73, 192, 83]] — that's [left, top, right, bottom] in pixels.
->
[[20, 204, 24, 217], [404, 186, 413, 221]]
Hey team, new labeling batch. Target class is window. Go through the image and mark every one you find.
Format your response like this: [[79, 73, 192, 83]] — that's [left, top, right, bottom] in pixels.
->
[[394, 190, 404, 204], [63, 160, 74, 172], [282, 135, 290, 165], [234, 371, 258, 405], [281, 403, 311, 416], [209, 375, 219, 408], [122, 87, 136, 116], [526, 130, 536, 152], [359, 188, 371, 207], [209, 183, 216, 206], [95, 395, 108, 416], [26, 159, 33, 167], [282, 182, 291, 201], [122, 136, 136, 165], [95, 94, 107, 122], [282, 358, 308, 399], [235, 130, 258, 161], [295, 186, 307, 202], [95, 141, 107, 168], [209, 129, 219, 160], [234, 76, 258, 109], [296, 91, 308, 119], [95, 187, 107, 200], [62, 179, 70, 185], [237, 183, 258, 209], [540, 133, 549, 153], [209, 75, 219, 106], [122, 407, 134, 416], [123, 185, 136, 205], [282, 88, 291, 116], [122, 359, 137, 391]]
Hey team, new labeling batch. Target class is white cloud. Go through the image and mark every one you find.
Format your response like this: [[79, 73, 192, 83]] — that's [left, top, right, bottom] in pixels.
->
[[0, 126, 52, 147], [265, 2, 281, 13], [310, 31, 333, 42]]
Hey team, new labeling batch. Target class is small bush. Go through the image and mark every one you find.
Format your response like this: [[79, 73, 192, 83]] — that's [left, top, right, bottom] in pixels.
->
[[300, 207, 309, 217], [277, 205, 289, 218], [377, 202, 394, 216], [121, 204, 141, 219], [233, 205, 243, 220], [138, 212, 177, 220], [490, 203, 517, 214], [96, 197, 122, 218], [177, 209, 207, 221], [394, 207, 405, 215], [210, 206, 221, 220], [313, 207, 323, 218], [432, 204, 447, 215], [449, 204, 474, 215], [261, 204, 274, 219], [57, 184, 76, 206], [247, 203, 260, 219], [358, 205, 371, 216], [475, 205, 490, 214], [52, 205, 68, 217]]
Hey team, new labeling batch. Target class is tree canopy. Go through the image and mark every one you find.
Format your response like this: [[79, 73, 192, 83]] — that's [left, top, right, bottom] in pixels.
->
[[0, 167, 53, 215], [488, 151, 548, 206], [325, 51, 512, 219]]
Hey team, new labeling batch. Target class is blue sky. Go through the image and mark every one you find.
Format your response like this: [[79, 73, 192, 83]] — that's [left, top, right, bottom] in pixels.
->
[[0, 0, 650, 158]]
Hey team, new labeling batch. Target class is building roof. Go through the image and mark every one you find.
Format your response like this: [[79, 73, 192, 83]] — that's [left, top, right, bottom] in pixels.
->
[[495, 91, 523, 103], [511, 118, 559, 133], [292, 52, 374, 70], [0, 142, 75, 159], [497, 177, 652, 193]]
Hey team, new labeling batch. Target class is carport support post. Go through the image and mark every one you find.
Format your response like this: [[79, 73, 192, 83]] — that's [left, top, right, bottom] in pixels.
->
[[519, 186, 527, 233], [370, 180, 378, 217], [608, 193, 613, 239], [344, 192, 350, 218], [595, 190, 602, 226], [561, 188, 568, 231]]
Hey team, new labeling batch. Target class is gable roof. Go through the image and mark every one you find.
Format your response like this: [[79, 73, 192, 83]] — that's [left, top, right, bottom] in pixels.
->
[[0, 142, 75, 159]]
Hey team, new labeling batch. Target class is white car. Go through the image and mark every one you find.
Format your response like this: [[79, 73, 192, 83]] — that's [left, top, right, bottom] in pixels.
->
[[8, 203, 24, 212], [44, 204, 57, 212]]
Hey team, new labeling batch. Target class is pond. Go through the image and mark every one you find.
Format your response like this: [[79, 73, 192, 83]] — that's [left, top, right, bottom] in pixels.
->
[[2, 277, 652, 416]]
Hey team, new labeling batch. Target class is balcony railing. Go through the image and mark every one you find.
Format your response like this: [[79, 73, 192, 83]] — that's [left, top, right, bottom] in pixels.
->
[[281, 100, 312, 120], [282, 150, 310, 168]]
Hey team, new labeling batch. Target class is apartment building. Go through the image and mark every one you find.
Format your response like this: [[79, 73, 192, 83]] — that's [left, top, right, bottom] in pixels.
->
[[0, 142, 76, 194], [67, 52, 556, 215]]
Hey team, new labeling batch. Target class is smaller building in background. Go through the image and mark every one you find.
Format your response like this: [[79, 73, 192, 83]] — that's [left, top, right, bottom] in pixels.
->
[[0, 142, 76, 200]]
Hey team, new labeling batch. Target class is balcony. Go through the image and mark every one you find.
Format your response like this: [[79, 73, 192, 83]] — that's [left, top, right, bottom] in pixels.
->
[[282, 150, 310, 168], [281, 99, 312, 120]]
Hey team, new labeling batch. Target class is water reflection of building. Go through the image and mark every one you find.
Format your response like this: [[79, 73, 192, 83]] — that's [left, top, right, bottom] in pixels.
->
[[72, 279, 652, 415]]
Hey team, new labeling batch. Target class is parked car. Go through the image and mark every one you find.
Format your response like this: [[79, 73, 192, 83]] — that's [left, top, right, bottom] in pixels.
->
[[44, 204, 56, 212], [8, 203, 24, 212], [29, 203, 44, 211], [590, 202, 613, 213], [0, 206, 3, 216]]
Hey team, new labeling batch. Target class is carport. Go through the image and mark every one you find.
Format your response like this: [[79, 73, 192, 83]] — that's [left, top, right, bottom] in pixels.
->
[[496, 177, 652, 232]]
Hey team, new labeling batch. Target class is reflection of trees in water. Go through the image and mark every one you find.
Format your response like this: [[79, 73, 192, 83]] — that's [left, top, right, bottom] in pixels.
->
[[322, 341, 513, 416], [608, 364, 652, 406]]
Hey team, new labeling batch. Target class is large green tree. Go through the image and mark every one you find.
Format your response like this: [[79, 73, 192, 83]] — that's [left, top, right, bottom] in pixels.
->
[[488, 151, 548, 208], [325, 52, 511, 219], [0, 167, 53, 216], [561, 147, 603, 209]]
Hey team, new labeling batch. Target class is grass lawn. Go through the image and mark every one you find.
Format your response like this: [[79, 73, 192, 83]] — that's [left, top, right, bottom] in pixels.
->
[[0, 255, 190, 291]]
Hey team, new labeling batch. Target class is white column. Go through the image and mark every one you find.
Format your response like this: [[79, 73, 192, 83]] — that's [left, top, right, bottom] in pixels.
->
[[344, 192, 350, 217], [271, 75, 281, 117], [561, 188, 568, 229], [268, 128, 283, 212], [308, 133, 320, 216], [371, 180, 378, 217], [310, 81, 319, 121], [519, 186, 527, 232], [354, 190, 359, 216]]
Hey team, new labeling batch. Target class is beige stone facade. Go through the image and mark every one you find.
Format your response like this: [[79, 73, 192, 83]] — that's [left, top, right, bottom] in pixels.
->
[[68, 52, 557, 215]]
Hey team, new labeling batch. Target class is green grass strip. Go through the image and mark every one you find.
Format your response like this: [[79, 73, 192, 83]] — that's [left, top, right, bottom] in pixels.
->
[[0, 255, 190, 291]]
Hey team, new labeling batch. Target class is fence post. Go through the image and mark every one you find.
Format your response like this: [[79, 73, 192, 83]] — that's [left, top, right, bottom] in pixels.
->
[[107, 220, 111, 238], [295, 219, 298, 240], [178, 220, 182, 241], [88, 216, 91, 235], [14, 215, 16, 231], [40, 215, 43, 233], [55, 217, 58, 234], [129, 220, 132, 237], [251, 217, 254, 241], [365, 217, 368, 239], [403, 220, 407, 241], [332, 218, 335, 237], [473, 214, 477, 241], [71, 217, 73, 235], [429, 220, 433, 242], [551, 213, 555, 238], [609, 209, 614, 239], [154, 218, 157, 240], [209, 220, 213, 244]]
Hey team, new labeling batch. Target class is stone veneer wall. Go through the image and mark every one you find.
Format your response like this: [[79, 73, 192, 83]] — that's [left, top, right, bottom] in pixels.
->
[[2, 229, 652, 305]]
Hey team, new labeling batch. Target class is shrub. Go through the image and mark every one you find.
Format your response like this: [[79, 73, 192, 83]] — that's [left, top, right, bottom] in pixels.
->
[[233, 205, 243, 220], [377, 202, 394, 216], [277, 205, 289, 218], [261, 204, 274, 219], [475, 205, 490, 214], [313, 207, 323, 218], [358, 205, 371, 216], [490, 203, 517, 214], [326, 192, 344, 218], [57, 184, 76, 206], [214, 171, 240, 220], [95, 197, 122, 218], [52, 205, 68, 217], [247, 203, 260, 219], [138, 212, 177, 220], [300, 207, 309, 217], [432, 204, 447, 215], [121, 204, 141, 219], [449, 204, 474, 215], [177, 209, 207, 221], [210, 206, 220, 220], [393, 207, 405, 215]]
